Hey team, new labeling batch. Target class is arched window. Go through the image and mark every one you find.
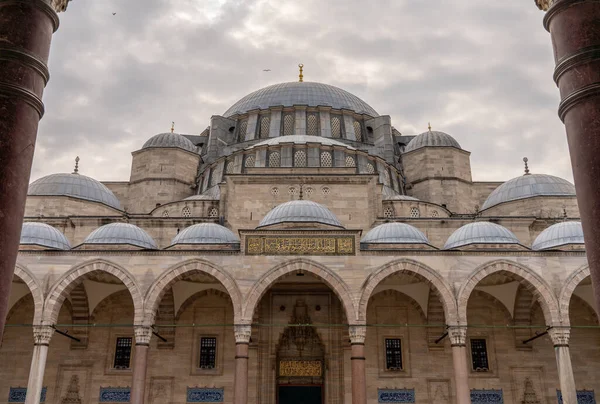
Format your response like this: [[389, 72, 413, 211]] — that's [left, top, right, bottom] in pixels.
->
[[162, 210, 170, 218], [225, 161, 234, 174], [345, 155, 356, 168], [321, 151, 333, 167], [237, 119, 248, 142], [410, 207, 420, 218], [294, 150, 307, 167], [269, 151, 281, 167], [307, 113, 319, 136], [384, 207, 394, 218], [244, 154, 255, 168], [431, 210, 439, 218], [331, 115, 342, 138], [283, 114, 295, 136], [209, 207, 219, 218], [366, 163, 375, 174], [353, 120, 363, 142], [182, 206, 192, 218], [259, 115, 270, 138], [210, 170, 219, 186]]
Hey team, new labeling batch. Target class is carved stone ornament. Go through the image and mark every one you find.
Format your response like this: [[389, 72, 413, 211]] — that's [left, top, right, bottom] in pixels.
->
[[521, 378, 541, 404], [447, 326, 467, 346], [61, 375, 82, 404], [52, 0, 72, 12], [33, 325, 54, 345], [234, 324, 252, 343], [349, 325, 367, 344], [535, 0, 553, 11], [134, 326, 153, 345], [548, 328, 570, 346]]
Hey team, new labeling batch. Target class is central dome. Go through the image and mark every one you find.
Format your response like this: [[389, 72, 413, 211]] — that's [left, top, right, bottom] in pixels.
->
[[224, 82, 379, 117]]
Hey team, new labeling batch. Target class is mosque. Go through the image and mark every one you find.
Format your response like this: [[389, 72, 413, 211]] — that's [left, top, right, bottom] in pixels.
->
[[2, 67, 597, 404]]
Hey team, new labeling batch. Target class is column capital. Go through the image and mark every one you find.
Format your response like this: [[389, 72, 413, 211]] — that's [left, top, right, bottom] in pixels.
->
[[33, 325, 54, 345], [51, 0, 71, 12], [448, 326, 467, 347], [349, 325, 367, 344], [234, 324, 252, 344], [535, 0, 553, 11], [134, 326, 152, 346], [548, 327, 570, 347]]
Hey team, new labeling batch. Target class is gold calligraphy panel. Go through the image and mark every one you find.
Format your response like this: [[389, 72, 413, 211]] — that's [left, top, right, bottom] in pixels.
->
[[245, 236, 355, 255], [279, 360, 322, 377]]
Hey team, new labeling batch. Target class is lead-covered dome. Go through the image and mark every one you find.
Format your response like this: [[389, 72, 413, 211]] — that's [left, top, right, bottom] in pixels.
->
[[444, 222, 521, 249], [532, 221, 584, 251], [28, 173, 121, 210], [82, 223, 157, 249], [20, 222, 71, 250], [224, 82, 378, 117], [142, 132, 197, 153], [404, 130, 461, 153], [247, 135, 356, 150], [258, 200, 344, 228], [171, 223, 240, 245], [361, 223, 429, 244], [481, 174, 576, 210]]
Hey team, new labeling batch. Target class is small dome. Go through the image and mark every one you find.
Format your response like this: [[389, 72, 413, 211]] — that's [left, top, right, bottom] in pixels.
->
[[444, 222, 521, 249], [247, 135, 356, 150], [142, 133, 197, 153], [481, 174, 576, 210], [171, 223, 240, 245], [361, 223, 429, 244], [258, 200, 344, 228], [404, 130, 461, 153], [82, 223, 157, 249], [532, 221, 584, 250], [383, 195, 420, 201], [20, 222, 71, 250], [28, 173, 121, 210]]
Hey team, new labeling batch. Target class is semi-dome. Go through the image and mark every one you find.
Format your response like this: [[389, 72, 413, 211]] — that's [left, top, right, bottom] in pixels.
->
[[171, 223, 240, 245], [142, 132, 197, 153], [532, 221, 584, 251], [481, 174, 576, 210], [82, 223, 157, 249], [361, 223, 429, 244], [20, 222, 71, 250], [444, 222, 521, 249], [28, 173, 121, 210], [404, 130, 461, 153], [224, 82, 379, 117], [258, 200, 344, 228], [247, 135, 356, 150]]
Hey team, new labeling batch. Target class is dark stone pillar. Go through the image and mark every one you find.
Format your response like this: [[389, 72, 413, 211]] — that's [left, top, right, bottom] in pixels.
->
[[0, 0, 59, 338], [544, 0, 600, 314]]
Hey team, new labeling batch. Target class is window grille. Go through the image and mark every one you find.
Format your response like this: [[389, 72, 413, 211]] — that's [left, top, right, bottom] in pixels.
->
[[237, 120, 248, 142], [366, 163, 375, 174], [244, 154, 255, 168], [321, 151, 333, 167], [305, 187, 314, 198], [353, 120, 363, 142], [345, 155, 356, 168], [283, 113, 294, 136], [384, 207, 394, 218], [385, 338, 403, 370], [225, 161, 234, 174], [288, 187, 297, 196], [113, 337, 132, 369], [432, 210, 439, 218], [294, 150, 307, 167], [271, 187, 279, 197], [162, 211, 169, 218], [209, 208, 219, 218], [269, 151, 281, 167], [259, 115, 270, 138], [182, 206, 192, 218], [409, 207, 420, 218], [307, 113, 319, 136], [331, 115, 342, 138], [470, 339, 489, 371], [383, 169, 390, 184], [322, 187, 331, 196], [199, 337, 217, 369]]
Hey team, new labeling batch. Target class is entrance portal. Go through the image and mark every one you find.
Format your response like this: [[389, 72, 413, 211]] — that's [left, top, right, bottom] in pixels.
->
[[278, 386, 323, 404]]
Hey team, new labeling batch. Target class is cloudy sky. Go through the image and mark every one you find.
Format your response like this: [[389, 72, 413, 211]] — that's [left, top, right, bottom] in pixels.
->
[[33, 0, 570, 183]]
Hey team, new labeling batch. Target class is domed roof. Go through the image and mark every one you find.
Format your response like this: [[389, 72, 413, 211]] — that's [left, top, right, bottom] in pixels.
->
[[171, 223, 240, 245], [247, 135, 355, 150], [383, 195, 420, 201], [258, 200, 344, 228], [20, 222, 71, 250], [444, 222, 521, 249], [82, 223, 157, 249], [532, 221, 584, 250], [361, 223, 429, 244], [481, 174, 576, 210], [28, 173, 121, 210], [404, 130, 461, 153], [223, 82, 379, 117], [142, 132, 197, 153]]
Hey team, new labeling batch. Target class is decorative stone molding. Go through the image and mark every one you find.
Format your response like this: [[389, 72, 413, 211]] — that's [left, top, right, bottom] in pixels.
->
[[134, 326, 153, 346], [234, 324, 252, 344], [33, 325, 54, 345], [536, 0, 552, 11], [349, 325, 367, 344], [548, 328, 570, 346], [448, 326, 467, 347]]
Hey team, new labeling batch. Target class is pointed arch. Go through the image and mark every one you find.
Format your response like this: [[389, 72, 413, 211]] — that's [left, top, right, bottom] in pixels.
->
[[559, 265, 596, 325], [144, 259, 242, 324], [43, 259, 144, 325], [358, 259, 458, 324], [242, 258, 356, 323], [14, 264, 44, 325], [457, 260, 560, 326]]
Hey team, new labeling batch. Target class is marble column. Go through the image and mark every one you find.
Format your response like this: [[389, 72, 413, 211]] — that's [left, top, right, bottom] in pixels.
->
[[349, 325, 367, 404], [0, 0, 59, 339], [24, 325, 54, 404], [448, 326, 470, 404], [234, 324, 251, 404], [130, 326, 152, 404], [536, 0, 600, 315], [549, 328, 577, 404]]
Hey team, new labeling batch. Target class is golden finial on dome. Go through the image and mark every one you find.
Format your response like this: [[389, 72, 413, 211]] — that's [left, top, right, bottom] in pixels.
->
[[428, 122, 432, 132], [523, 157, 530, 175], [73, 156, 80, 174], [171, 121, 175, 133], [298, 64, 304, 83]]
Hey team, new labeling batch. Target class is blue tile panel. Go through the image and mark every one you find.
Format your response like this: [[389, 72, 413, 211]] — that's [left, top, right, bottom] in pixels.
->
[[470, 389, 504, 403], [99, 387, 130, 402], [8, 387, 46, 402], [186, 388, 224, 403], [377, 389, 415, 403], [557, 390, 596, 404]]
